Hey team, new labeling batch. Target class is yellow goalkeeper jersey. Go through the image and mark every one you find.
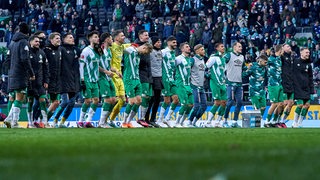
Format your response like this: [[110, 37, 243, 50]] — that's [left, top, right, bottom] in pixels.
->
[[110, 42, 130, 78]]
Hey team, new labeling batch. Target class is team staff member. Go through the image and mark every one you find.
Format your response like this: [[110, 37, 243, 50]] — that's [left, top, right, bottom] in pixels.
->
[[223, 42, 247, 128], [26, 35, 49, 128], [44, 32, 62, 122], [187, 44, 207, 127], [134, 30, 153, 127], [205, 43, 228, 128], [122, 43, 153, 128], [4, 22, 35, 128], [292, 48, 314, 128], [78, 31, 101, 128], [145, 37, 163, 128], [53, 33, 81, 128]]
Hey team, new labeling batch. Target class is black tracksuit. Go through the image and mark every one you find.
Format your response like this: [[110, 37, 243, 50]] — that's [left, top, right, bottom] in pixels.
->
[[293, 58, 314, 101], [44, 43, 62, 95]]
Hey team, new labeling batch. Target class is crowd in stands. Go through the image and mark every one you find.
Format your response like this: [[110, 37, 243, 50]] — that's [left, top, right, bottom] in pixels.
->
[[0, 0, 319, 103]]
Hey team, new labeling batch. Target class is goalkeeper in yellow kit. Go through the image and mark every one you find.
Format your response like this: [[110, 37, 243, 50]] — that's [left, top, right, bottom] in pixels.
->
[[108, 30, 130, 127]]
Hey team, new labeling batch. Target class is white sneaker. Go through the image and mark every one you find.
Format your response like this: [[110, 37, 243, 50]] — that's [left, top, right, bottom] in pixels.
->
[[163, 120, 171, 128], [292, 122, 299, 128], [205, 122, 213, 128], [44, 123, 52, 128], [98, 123, 110, 128], [214, 121, 222, 128], [173, 123, 183, 128], [27, 124, 37, 128], [11, 122, 23, 128]]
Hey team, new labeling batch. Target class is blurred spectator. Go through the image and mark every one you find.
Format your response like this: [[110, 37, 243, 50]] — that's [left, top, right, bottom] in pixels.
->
[[135, 0, 145, 19], [113, 3, 122, 21], [162, 20, 174, 40]]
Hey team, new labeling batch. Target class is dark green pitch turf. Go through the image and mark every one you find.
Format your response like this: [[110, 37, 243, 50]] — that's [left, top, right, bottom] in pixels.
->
[[0, 128, 319, 180]]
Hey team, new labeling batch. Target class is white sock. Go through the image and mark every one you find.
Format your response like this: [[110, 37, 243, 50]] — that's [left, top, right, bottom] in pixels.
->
[[175, 113, 183, 124], [86, 107, 95, 122], [41, 110, 48, 123], [99, 110, 107, 125], [12, 107, 21, 125], [207, 111, 214, 123], [5, 108, 13, 122], [216, 115, 222, 122], [140, 106, 147, 120], [293, 112, 300, 124], [128, 110, 137, 123], [165, 109, 174, 121], [180, 113, 188, 125], [298, 115, 304, 125], [123, 112, 129, 123], [191, 117, 197, 126], [157, 106, 167, 122], [79, 111, 86, 122], [27, 111, 33, 125]]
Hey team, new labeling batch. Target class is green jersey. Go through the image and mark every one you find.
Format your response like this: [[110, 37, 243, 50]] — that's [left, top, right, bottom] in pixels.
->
[[162, 47, 176, 83], [123, 46, 140, 82], [99, 48, 112, 81], [175, 54, 191, 86], [243, 62, 267, 96], [268, 55, 282, 86], [206, 52, 226, 86], [80, 46, 100, 83]]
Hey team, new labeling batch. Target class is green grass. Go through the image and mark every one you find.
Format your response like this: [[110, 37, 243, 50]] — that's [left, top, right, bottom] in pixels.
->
[[0, 128, 319, 180]]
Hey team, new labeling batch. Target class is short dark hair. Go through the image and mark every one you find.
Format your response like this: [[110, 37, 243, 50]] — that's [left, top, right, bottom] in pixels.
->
[[179, 42, 189, 50], [215, 42, 223, 49], [194, 44, 204, 51], [100, 32, 111, 43], [29, 35, 39, 42], [112, 29, 123, 38], [274, 44, 282, 53], [166, 35, 176, 42], [34, 31, 45, 37], [87, 30, 99, 40], [138, 29, 148, 36], [62, 32, 73, 40]]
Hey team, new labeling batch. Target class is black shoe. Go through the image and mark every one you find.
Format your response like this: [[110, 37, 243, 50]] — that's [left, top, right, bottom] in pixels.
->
[[149, 121, 161, 128]]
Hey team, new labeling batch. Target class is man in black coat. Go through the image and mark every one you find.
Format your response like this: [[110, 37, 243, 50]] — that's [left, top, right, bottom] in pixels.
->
[[134, 30, 153, 127], [44, 32, 62, 122], [53, 33, 80, 128], [26, 35, 49, 128], [292, 48, 314, 128], [278, 43, 296, 127], [4, 22, 35, 128]]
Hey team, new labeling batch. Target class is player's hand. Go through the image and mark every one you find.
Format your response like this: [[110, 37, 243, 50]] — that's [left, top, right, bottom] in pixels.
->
[[43, 83, 48, 89], [117, 71, 123, 78], [81, 81, 86, 92], [106, 70, 114, 77], [29, 76, 35, 81]]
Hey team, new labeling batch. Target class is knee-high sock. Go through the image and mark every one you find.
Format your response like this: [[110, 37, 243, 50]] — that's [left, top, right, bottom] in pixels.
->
[[79, 103, 90, 122], [40, 101, 48, 123], [110, 98, 124, 121], [12, 100, 22, 123], [128, 104, 139, 123], [207, 105, 219, 122], [158, 102, 169, 122], [123, 104, 132, 123], [99, 102, 112, 125], [27, 100, 33, 124], [86, 103, 98, 122], [165, 103, 178, 121], [298, 108, 308, 124], [294, 106, 302, 123], [140, 97, 149, 120]]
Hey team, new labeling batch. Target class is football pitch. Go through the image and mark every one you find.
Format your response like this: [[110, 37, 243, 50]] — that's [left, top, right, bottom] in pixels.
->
[[0, 128, 319, 180]]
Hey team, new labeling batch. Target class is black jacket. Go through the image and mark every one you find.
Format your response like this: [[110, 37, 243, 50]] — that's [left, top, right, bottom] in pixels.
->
[[44, 43, 62, 94], [134, 39, 153, 83], [281, 52, 294, 93], [7, 32, 34, 90], [28, 46, 49, 90], [60, 44, 81, 93], [293, 58, 314, 100]]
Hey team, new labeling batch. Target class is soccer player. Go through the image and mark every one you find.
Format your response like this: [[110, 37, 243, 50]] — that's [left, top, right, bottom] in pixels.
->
[[43, 32, 62, 123], [53, 33, 81, 128], [265, 45, 284, 128], [134, 30, 153, 127], [77, 31, 101, 128], [243, 55, 268, 117], [97, 32, 118, 128], [108, 30, 130, 127], [157, 36, 179, 127], [292, 48, 314, 127], [4, 22, 35, 128], [278, 43, 295, 128], [174, 42, 193, 127], [223, 42, 247, 128], [122, 43, 153, 128], [187, 44, 207, 127], [205, 43, 228, 128], [26, 35, 49, 128]]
